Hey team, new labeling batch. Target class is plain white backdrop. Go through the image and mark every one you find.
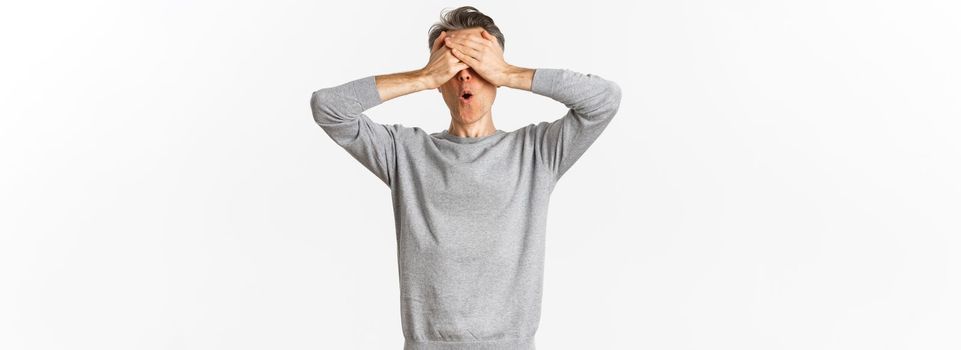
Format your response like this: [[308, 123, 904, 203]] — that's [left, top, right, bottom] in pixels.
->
[[2, 0, 960, 349]]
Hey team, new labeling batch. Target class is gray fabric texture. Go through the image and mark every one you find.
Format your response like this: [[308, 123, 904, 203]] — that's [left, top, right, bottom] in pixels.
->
[[310, 68, 621, 349]]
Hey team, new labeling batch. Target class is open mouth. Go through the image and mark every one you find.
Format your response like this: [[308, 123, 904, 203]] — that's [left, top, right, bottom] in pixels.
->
[[460, 92, 473, 102]]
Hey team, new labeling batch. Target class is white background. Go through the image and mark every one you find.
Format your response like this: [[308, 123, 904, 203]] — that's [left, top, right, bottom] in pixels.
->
[[2, 1, 960, 349]]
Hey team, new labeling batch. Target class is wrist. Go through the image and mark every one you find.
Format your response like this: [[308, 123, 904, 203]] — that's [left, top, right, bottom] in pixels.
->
[[413, 69, 434, 90], [502, 65, 534, 91]]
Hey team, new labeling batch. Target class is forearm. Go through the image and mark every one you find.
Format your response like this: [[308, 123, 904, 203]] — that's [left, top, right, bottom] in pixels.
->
[[374, 70, 430, 103], [311, 69, 428, 127], [529, 68, 621, 121]]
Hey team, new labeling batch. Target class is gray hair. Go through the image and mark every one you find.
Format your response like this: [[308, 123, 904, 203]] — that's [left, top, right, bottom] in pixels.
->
[[427, 6, 505, 51]]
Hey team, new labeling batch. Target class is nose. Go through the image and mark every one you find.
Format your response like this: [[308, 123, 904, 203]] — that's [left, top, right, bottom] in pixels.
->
[[457, 68, 472, 81]]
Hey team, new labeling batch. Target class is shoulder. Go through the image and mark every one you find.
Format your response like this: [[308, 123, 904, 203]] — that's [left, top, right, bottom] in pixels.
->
[[501, 123, 552, 148], [514, 122, 553, 140], [382, 124, 435, 146]]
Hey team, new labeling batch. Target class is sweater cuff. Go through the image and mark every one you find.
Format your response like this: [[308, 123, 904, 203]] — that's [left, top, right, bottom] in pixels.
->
[[346, 75, 384, 110], [530, 68, 562, 97]]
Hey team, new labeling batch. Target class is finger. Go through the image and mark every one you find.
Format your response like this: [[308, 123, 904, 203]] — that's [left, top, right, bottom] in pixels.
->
[[432, 32, 448, 52], [431, 31, 447, 52], [443, 38, 465, 54], [445, 36, 484, 56], [447, 42, 479, 62], [480, 30, 495, 45], [450, 48, 478, 67], [463, 35, 492, 52], [444, 48, 464, 63], [447, 35, 488, 50]]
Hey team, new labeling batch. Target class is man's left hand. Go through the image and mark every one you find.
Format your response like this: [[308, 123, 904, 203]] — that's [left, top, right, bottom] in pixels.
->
[[444, 30, 514, 87]]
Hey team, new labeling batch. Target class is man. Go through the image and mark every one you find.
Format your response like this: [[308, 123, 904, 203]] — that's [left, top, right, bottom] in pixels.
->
[[309, 6, 621, 349]]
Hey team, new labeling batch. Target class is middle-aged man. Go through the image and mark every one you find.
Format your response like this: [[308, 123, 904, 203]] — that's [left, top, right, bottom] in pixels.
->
[[309, 6, 622, 349]]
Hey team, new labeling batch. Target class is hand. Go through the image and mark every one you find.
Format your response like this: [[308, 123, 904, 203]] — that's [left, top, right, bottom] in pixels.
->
[[443, 30, 514, 87], [419, 31, 470, 89]]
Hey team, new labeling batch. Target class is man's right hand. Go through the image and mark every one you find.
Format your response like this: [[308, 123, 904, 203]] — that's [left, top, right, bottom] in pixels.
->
[[418, 31, 470, 90]]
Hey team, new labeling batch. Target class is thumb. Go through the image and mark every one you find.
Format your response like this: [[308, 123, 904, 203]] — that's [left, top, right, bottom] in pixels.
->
[[481, 30, 493, 42], [432, 31, 447, 51]]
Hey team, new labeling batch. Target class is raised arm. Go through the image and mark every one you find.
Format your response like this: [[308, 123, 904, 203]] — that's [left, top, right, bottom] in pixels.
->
[[309, 31, 470, 186], [372, 70, 431, 102], [310, 75, 401, 186], [439, 30, 622, 182], [528, 68, 623, 182]]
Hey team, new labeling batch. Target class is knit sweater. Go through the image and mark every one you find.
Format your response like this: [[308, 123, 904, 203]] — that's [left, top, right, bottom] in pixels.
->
[[310, 68, 621, 349]]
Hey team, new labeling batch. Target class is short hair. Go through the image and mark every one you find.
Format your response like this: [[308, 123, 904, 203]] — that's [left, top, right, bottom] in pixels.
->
[[427, 6, 505, 51]]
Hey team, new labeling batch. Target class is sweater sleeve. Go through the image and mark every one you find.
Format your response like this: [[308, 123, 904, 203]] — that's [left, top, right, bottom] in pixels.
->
[[310, 75, 401, 187], [529, 68, 622, 182]]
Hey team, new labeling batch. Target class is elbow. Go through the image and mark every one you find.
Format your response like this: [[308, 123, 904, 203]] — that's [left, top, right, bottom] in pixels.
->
[[310, 89, 325, 115], [310, 89, 335, 125], [608, 81, 622, 108], [602, 81, 623, 120], [571, 79, 623, 122]]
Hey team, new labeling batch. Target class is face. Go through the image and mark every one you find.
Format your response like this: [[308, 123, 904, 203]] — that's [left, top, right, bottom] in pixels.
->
[[436, 27, 497, 125]]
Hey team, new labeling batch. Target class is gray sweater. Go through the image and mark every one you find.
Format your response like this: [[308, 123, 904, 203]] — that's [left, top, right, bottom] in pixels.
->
[[310, 68, 621, 349]]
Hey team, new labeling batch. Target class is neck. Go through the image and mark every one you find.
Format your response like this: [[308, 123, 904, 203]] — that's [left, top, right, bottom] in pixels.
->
[[447, 115, 496, 138]]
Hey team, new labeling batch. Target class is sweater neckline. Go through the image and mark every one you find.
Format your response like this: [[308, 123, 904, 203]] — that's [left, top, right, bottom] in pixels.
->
[[437, 129, 506, 144]]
